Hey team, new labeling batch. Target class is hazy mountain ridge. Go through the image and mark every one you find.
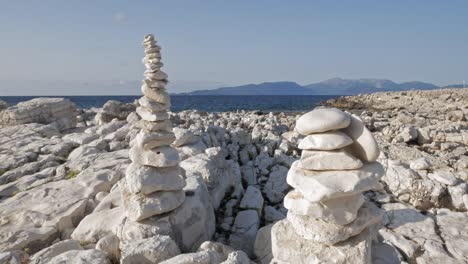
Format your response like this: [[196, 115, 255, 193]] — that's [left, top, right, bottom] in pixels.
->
[[181, 78, 442, 95]]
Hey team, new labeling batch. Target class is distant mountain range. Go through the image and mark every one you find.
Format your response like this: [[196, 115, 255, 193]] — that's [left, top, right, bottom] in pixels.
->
[[180, 78, 447, 96]]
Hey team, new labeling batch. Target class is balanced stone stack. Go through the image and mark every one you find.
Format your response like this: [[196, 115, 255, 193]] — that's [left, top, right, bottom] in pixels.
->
[[270, 108, 385, 264], [122, 34, 186, 222]]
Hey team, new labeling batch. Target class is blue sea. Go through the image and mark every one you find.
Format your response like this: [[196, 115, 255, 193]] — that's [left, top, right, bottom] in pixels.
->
[[0, 95, 340, 112]]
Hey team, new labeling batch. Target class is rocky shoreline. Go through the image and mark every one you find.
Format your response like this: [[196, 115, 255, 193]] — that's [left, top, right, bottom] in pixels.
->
[[0, 88, 466, 263]]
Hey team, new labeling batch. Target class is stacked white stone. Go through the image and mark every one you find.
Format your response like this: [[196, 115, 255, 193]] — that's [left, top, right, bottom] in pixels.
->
[[122, 34, 186, 222], [271, 108, 385, 263]]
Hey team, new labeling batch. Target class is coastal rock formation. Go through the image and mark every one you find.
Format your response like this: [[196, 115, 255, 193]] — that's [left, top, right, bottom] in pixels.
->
[[0, 98, 77, 131], [95, 100, 136, 125], [270, 108, 384, 263], [122, 34, 186, 222]]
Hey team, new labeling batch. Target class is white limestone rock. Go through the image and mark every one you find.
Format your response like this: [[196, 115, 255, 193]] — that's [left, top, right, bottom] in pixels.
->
[[48, 249, 110, 264], [436, 209, 468, 262], [30, 239, 83, 264], [122, 188, 185, 221], [120, 235, 180, 264], [168, 175, 216, 252], [0, 250, 29, 264], [95, 234, 120, 262], [180, 147, 241, 210], [295, 108, 351, 135], [229, 210, 260, 257], [254, 224, 273, 264], [133, 130, 175, 149], [284, 191, 364, 225], [410, 158, 432, 170], [429, 171, 459, 186], [271, 220, 372, 264], [139, 95, 170, 111], [297, 149, 363, 170], [136, 106, 169, 122], [125, 163, 186, 194], [172, 127, 200, 147], [298, 131, 354, 150], [141, 86, 170, 104], [342, 114, 380, 162], [239, 186, 264, 215], [263, 165, 289, 203], [287, 161, 384, 202], [71, 207, 126, 244], [381, 203, 442, 245], [134, 119, 172, 132], [0, 98, 78, 131], [129, 145, 179, 168], [287, 201, 382, 245]]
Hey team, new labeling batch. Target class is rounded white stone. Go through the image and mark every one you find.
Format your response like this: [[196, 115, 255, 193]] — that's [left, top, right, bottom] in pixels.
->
[[134, 120, 172, 132], [295, 108, 351, 135], [136, 107, 169, 122], [298, 131, 354, 150], [122, 188, 185, 221], [142, 79, 167, 90], [284, 190, 364, 225], [287, 161, 384, 202], [287, 201, 382, 245], [145, 70, 168, 81], [143, 34, 155, 43], [146, 53, 161, 60], [141, 86, 170, 105], [297, 149, 363, 171], [145, 46, 161, 54], [133, 130, 175, 149], [139, 96, 170, 112], [342, 114, 380, 162], [125, 164, 186, 194], [129, 146, 179, 167]]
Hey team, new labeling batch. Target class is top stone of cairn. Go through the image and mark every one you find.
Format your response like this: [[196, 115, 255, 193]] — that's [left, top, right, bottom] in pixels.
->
[[296, 107, 380, 162], [295, 108, 351, 135]]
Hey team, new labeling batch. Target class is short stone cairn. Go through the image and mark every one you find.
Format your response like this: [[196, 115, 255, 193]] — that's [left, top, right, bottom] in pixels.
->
[[122, 34, 186, 222], [271, 108, 385, 263]]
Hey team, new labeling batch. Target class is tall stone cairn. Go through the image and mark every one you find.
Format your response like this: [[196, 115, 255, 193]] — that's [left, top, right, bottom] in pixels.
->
[[271, 108, 385, 264], [122, 34, 186, 222]]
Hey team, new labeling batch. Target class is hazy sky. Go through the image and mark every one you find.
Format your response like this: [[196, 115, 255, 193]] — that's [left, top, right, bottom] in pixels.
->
[[0, 0, 467, 95]]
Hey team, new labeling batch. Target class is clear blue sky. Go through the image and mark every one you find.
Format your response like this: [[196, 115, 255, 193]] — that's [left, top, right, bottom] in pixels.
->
[[0, 0, 467, 95]]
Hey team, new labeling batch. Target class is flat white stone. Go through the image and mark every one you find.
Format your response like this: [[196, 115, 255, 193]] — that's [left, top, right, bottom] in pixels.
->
[[122, 188, 185, 221], [120, 235, 180, 264], [429, 171, 459, 186], [287, 201, 382, 245], [139, 96, 169, 112], [271, 220, 372, 264], [295, 108, 351, 135], [239, 186, 264, 214], [133, 130, 175, 149], [172, 127, 199, 147], [298, 131, 354, 150], [146, 53, 161, 60], [134, 120, 172, 132], [143, 34, 155, 43], [141, 86, 170, 105], [284, 190, 364, 225], [129, 146, 179, 168], [144, 46, 161, 55], [297, 149, 363, 171], [144, 70, 168, 80], [125, 163, 186, 194], [136, 107, 169, 122], [342, 114, 380, 162], [409, 157, 432, 170], [287, 161, 384, 202], [145, 62, 163, 71]]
